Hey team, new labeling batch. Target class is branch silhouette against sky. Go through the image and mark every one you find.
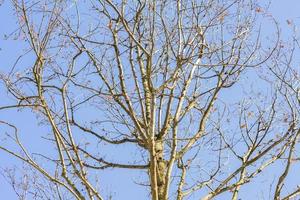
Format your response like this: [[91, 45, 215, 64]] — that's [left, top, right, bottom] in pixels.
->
[[0, 0, 299, 200]]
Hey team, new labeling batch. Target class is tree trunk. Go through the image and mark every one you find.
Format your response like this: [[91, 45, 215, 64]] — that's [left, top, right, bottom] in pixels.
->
[[149, 140, 167, 200]]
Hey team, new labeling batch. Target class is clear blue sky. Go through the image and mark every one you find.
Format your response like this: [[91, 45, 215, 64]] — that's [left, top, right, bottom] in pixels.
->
[[0, 0, 300, 199]]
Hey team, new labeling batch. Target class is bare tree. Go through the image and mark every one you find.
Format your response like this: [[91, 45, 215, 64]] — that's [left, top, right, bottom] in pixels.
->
[[0, 0, 299, 200]]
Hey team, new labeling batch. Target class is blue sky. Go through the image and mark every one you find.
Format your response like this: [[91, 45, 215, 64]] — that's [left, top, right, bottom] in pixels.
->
[[0, 0, 300, 199]]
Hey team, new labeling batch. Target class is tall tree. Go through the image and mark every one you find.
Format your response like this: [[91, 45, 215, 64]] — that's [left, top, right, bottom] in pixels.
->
[[0, 0, 299, 199]]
